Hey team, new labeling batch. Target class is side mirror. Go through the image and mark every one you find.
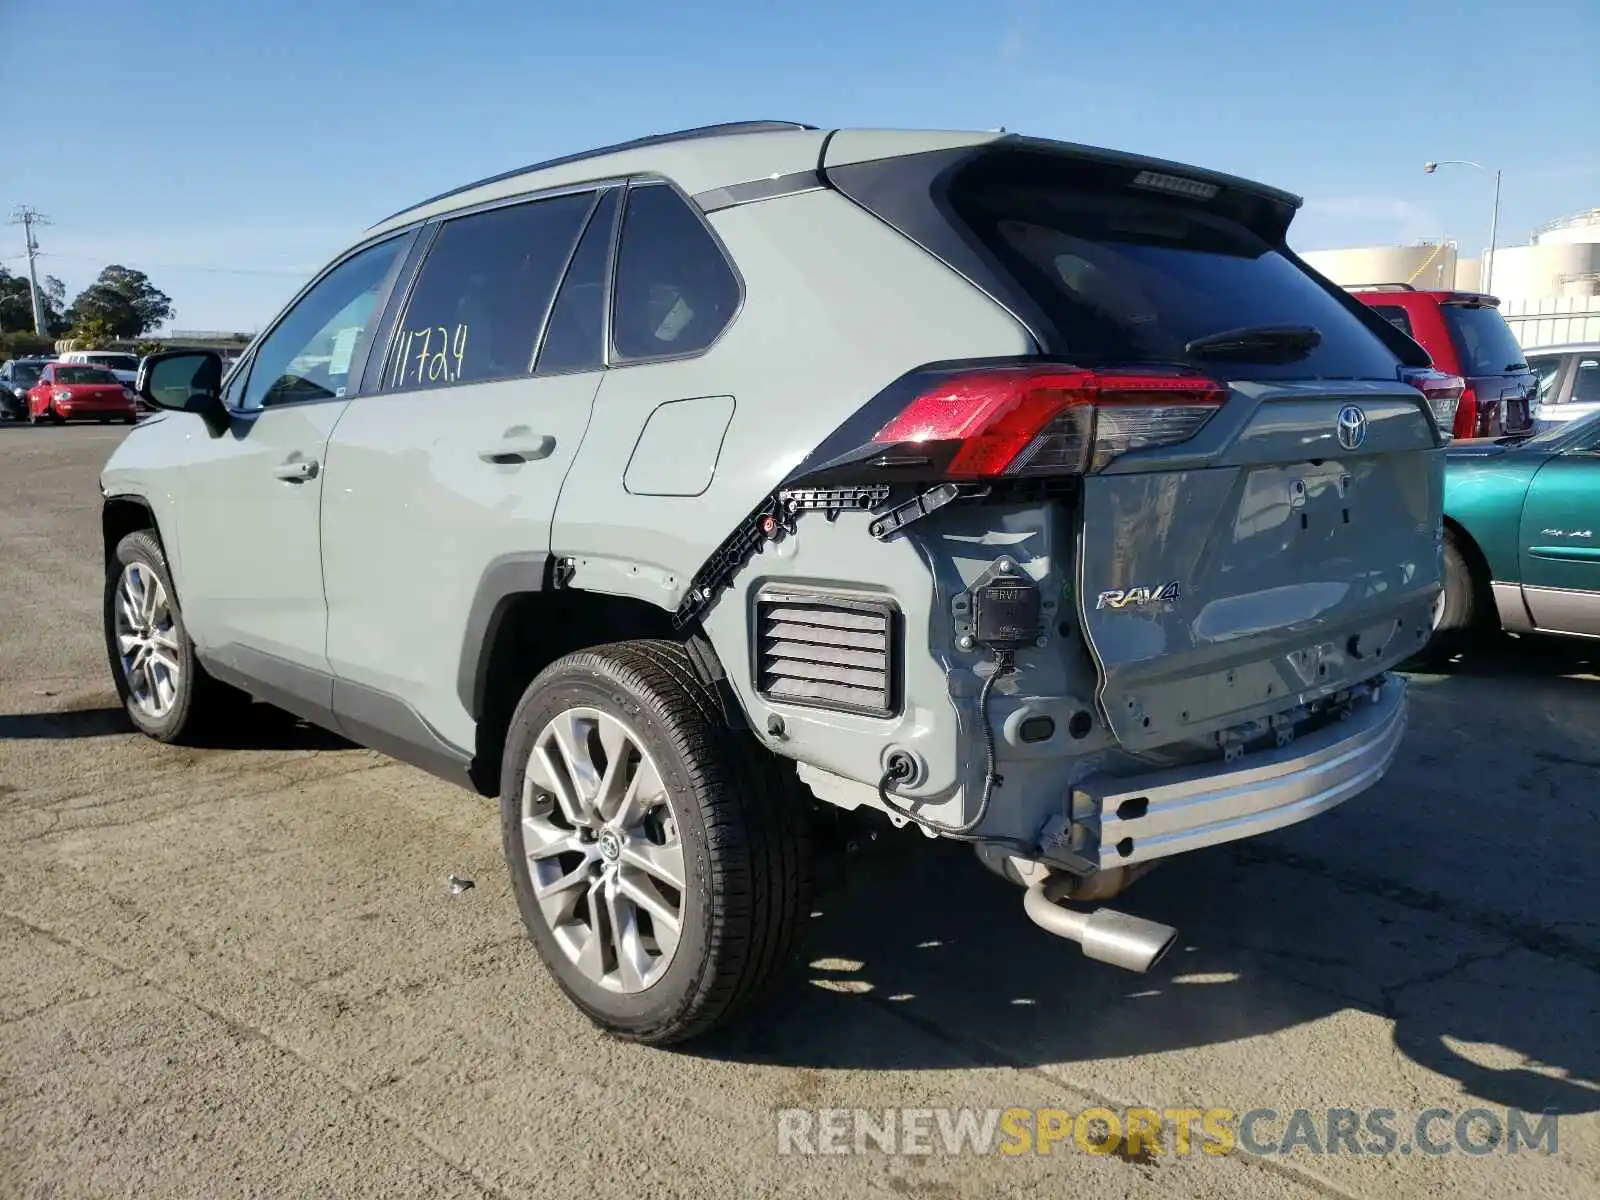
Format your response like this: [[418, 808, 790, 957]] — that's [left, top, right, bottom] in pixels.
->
[[137, 350, 229, 436]]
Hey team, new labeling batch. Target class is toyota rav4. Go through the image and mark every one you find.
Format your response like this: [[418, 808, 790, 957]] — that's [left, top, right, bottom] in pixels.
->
[[102, 122, 1444, 1045]]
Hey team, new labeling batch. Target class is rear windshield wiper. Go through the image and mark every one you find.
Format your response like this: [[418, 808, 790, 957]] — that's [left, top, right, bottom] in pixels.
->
[[1505, 362, 1528, 372], [1184, 324, 1322, 363]]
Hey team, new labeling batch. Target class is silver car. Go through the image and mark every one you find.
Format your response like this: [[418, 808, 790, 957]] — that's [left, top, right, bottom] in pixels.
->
[[101, 121, 1444, 1044], [1528, 342, 1600, 430]]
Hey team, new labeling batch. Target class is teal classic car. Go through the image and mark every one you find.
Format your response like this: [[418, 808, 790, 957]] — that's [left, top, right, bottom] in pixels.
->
[[1435, 411, 1600, 646]]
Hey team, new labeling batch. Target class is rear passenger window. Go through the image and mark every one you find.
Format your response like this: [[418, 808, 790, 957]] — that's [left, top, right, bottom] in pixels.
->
[[536, 189, 619, 375], [382, 192, 593, 391], [612, 183, 739, 360], [1574, 359, 1600, 404], [1369, 305, 1414, 338]]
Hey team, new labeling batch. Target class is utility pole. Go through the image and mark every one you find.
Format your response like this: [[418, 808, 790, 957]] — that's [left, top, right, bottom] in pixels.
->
[[8, 206, 52, 336]]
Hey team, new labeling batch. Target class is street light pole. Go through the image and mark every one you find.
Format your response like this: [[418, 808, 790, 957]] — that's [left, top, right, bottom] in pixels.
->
[[1423, 160, 1500, 295]]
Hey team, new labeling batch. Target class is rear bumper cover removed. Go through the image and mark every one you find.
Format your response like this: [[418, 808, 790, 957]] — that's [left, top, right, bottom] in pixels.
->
[[1075, 676, 1407, 868]]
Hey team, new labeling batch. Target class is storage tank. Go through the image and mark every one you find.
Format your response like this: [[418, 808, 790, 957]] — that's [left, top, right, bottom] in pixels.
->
[[1300, 243, 1459, 290]]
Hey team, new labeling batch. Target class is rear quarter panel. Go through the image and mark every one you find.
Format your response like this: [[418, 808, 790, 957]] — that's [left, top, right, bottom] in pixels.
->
[[552, 186, 1032, 607]]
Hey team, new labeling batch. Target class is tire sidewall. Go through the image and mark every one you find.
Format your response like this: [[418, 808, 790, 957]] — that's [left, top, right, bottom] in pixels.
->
[[105, 531, 201, 741], [500, 663, 718, 1034], [1435, 538, 1474, 633]]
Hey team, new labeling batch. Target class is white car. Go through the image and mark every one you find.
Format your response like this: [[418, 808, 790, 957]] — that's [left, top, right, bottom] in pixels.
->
[[58, 350, 141, 389]]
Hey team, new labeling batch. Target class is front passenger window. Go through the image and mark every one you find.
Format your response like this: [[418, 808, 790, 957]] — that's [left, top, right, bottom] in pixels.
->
[[240, 236, 406, 412]]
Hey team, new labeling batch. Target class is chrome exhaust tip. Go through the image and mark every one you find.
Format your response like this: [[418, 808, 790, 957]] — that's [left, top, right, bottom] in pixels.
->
[[1022, 884, 1178, 974]]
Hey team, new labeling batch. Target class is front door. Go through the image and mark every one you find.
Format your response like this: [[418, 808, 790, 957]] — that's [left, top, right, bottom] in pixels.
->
[[320, 187, 618, 752], [1519, 424, 1600, 635], [171, 234, 412, 706]]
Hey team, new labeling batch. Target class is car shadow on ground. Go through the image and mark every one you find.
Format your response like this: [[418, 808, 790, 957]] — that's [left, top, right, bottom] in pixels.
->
[[0, 703, 354, 751], [693, 647, 1600, 1118]]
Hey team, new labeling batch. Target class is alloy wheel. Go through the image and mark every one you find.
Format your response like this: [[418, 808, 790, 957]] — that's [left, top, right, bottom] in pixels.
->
[[521, 707, 686, 993], [113, 562, 182, 718]]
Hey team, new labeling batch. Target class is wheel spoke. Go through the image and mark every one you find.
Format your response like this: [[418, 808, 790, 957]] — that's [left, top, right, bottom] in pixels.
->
[[525, 742, 589, 829], [117, 632, 141, 655], [605, 877, 650, 993], [150, 626, 180, 652], [147, 648, 182, 680], [618, 838, 684, 892], [591, 714, 636, 822], [141, 574, 160, 625], [615, 870, 682, 955], [613, 755, 665, 831], [550, 715, 601, 823], [573, 875, 610, 982], [521, 815, 586, 861]]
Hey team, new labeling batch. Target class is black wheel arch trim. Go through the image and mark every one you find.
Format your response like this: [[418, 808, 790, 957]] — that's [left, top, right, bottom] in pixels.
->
[[457, 551, 554, 720]]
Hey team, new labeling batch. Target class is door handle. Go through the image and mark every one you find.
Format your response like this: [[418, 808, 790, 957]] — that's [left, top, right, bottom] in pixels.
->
[[274, 457, 319, 482], [478, 434, 555, 465]]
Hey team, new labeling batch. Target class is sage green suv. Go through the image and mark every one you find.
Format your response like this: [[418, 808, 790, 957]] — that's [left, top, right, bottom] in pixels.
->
[[103, 121, 1443, 1044]]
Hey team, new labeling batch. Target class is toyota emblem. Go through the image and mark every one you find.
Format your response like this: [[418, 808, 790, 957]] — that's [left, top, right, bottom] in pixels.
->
[[1336, 404, 1367, 451]]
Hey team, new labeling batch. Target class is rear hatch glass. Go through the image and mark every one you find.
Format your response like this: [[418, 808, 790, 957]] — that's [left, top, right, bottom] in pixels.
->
[[1442, 304, 1526, 376], [939, 150, 1407, 382], [1441, 302, 1533, 432]]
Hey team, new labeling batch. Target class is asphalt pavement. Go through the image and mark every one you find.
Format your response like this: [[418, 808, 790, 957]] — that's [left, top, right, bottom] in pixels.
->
[[1, 421, 1596, 1198]]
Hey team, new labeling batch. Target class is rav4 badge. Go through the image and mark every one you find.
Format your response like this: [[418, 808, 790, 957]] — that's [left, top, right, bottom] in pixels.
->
[[1096, 582, 1182, 610]]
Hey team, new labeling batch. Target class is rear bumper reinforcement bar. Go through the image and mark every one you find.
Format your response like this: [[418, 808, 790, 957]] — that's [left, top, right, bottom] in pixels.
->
[[1075, 676, 1407, 869]]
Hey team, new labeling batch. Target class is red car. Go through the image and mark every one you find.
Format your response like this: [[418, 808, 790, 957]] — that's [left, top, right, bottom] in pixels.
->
[[1349, 285, 1535, 439], [27, 362, 139, 425]]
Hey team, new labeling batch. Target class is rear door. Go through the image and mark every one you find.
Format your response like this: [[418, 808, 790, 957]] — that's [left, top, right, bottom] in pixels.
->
[[320, 186, 618, 753], [1518, 421, 1600, 634]]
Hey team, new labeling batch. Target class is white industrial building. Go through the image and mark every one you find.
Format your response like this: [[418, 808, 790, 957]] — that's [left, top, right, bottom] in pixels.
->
[[1301, 208, 1600, 349]]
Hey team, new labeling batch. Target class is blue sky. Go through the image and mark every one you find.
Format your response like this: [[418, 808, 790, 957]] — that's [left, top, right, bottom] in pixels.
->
[[4, 0, 1595, 333]]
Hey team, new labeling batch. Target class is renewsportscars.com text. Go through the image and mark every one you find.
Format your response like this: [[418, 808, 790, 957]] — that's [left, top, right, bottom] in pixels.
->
[[775, 1106, 1560, 1159]]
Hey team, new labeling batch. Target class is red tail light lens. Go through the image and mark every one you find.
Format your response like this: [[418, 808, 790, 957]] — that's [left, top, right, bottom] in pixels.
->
[[1455, 386, 1480, 438], [1399, 367, 1466, 434], [870, 367, 1225, 478]]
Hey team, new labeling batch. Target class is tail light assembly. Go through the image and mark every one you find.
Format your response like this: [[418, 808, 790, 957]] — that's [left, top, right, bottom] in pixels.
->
[[813, 365, 1227, 485], [1400, 367, 1465, 435]]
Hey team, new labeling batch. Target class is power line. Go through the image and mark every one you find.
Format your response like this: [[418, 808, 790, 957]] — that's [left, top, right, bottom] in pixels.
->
[[8, 206, 52, 335]]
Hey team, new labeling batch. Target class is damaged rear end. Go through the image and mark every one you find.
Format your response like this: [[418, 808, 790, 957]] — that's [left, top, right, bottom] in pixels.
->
[[710, 135, 1445, 970]]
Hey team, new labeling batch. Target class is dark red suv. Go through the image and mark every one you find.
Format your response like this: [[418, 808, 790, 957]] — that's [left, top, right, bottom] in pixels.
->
[[1349, 285, 1534, 438]]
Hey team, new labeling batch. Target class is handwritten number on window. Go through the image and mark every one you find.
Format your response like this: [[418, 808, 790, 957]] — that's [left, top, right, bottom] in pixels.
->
[[391, 323, 469, 388]]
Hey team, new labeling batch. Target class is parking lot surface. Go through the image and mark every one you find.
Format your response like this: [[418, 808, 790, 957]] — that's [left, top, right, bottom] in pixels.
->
[[2, 423, 1596, 1198]]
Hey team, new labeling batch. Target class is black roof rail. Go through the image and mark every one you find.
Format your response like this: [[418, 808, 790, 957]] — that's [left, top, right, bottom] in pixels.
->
[[1343, 282, 1418, 292], [371, 120, 819, 227]]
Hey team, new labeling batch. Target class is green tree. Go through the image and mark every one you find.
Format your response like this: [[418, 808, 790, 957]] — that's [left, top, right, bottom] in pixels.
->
[[0, 267, 68, 335], [64, 265, 174, 338], [67, 315, 119, 349]]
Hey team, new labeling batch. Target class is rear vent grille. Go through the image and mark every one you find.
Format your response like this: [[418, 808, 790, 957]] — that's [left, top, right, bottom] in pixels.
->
[[755, 589, 899, 718]]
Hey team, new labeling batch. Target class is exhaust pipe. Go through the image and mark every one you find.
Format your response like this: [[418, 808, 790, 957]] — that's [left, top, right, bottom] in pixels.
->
[[1022, 883, 1178, 974]]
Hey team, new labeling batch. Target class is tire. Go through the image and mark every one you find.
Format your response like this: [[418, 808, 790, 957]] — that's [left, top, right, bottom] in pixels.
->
[[1433, 534, 1481, 635], [104, 529, 241, 742], [1418, 533, 1487, 663], [500, 639, 812, 1046]]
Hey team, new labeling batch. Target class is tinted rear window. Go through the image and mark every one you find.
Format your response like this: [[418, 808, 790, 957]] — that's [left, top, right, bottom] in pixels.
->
[[56, 366, 118, 384], [1368, 304, 1414, 338], [1442, 304, 1526, 376], [942, 154, 1402, 380]]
